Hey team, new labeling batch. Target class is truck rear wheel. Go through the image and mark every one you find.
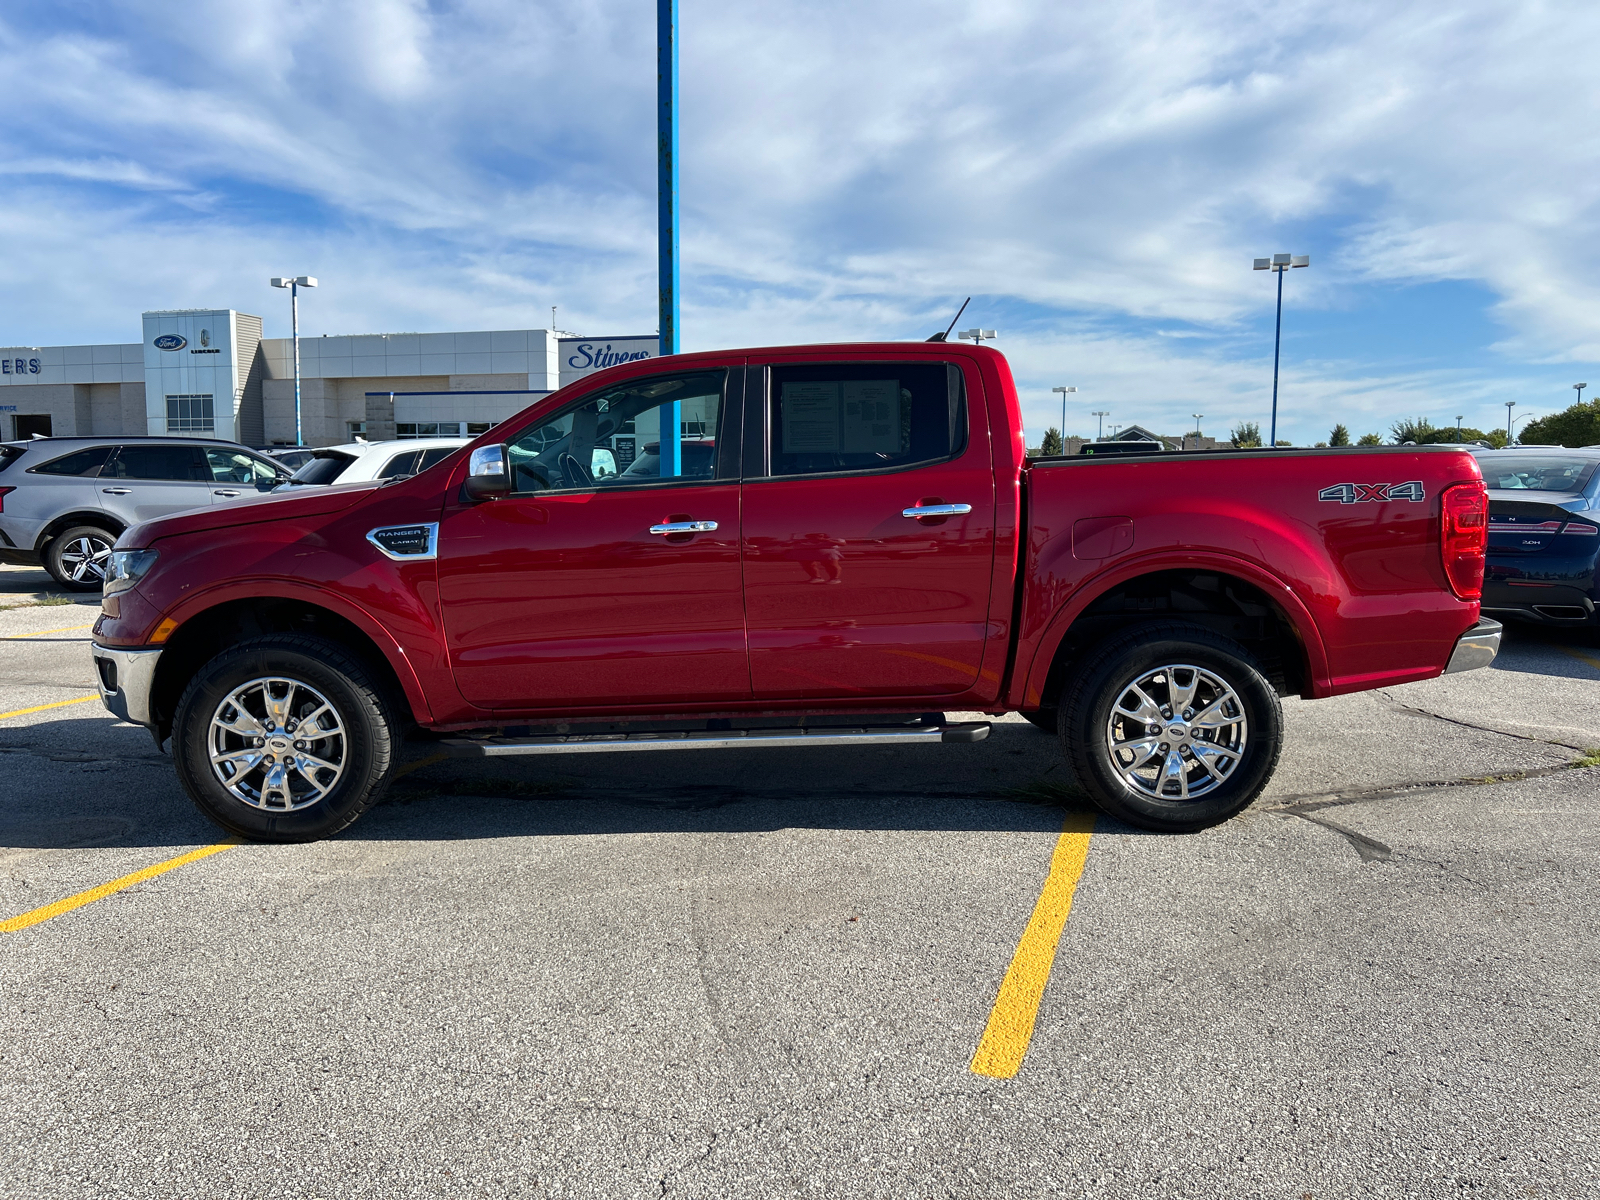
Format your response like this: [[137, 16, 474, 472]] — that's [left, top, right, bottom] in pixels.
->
[[171, 635, 399, 842], [1060, 622, 1282, 832]]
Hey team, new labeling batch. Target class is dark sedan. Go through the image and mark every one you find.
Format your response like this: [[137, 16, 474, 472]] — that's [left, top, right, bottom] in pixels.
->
[[1473, 447, 1600, 628]]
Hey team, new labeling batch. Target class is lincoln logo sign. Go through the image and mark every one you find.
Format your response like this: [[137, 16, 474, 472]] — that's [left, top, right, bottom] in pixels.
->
[[153, 334, 187, 351], [1318, 481, 1425, 504], [566, 342, 653, 371]]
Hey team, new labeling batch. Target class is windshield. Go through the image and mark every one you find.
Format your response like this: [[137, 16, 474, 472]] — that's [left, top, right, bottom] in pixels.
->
[[289, 453, 357, 485], [1476, 456, 1599, 493]]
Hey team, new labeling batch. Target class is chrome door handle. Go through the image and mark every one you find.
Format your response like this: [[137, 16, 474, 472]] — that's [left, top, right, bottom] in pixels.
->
[[649, 520, 718, 535], [102, 487, 132, 495], [902, 503, 972, 518], [213, 489, 242, 497]]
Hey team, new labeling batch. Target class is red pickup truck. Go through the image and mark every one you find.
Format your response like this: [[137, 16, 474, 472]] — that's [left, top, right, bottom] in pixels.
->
[[90, 343, 1497, 842]]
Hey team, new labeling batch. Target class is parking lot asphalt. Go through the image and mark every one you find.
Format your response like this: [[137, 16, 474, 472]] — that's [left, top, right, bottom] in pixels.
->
[[2, 564, 1597, 1199]]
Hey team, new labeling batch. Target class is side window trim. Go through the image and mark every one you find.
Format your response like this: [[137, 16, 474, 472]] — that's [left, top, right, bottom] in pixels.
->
[[501, 366, 738, 498], [743, 359, 973, 482]]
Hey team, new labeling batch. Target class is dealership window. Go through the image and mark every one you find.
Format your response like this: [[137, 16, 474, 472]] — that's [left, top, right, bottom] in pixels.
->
[[396, 422, 465, 439], [766, 362, 966, 478], [466, 422, 494, 436], [166, 394, 215, 433], [347, 422, 368, 439], [504, 369, 726, 494]]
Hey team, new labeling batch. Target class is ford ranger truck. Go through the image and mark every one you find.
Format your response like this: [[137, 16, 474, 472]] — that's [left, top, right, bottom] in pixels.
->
[[89, 343, 1497, 842]]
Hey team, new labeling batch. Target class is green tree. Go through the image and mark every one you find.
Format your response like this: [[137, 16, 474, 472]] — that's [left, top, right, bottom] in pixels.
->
[[1275, 439, 1293, 447], [1390, 416, 1440, 444], [1329, 423, 1350, 446], [1039, 427, 1064, 456], [1230, 420, 1262, 448], [1356, 432, 1383, 446], [1518, 401, 1600, 447], [1483, 429, 1509, 449]]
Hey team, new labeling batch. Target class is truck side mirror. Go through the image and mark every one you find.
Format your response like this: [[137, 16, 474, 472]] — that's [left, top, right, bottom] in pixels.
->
[[464, 444, 510, 501]]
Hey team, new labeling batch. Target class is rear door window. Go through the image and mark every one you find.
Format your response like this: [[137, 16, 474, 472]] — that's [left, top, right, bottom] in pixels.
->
[[30, 446, 112, 477], [379, 451, 422, 478], [290, 454, 356, 485], [766, 362, 967, 477], [106, 445, 207, 481], [418, 447, 458, 470]]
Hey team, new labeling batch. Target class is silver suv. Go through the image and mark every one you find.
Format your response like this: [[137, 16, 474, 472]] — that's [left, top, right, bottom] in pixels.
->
[[0, 437, 292, 591]]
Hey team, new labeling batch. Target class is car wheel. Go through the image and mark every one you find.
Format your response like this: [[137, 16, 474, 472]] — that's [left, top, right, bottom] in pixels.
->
[[1022, 708, 1058, 733], [172, 635, 400, 843], [44, 526, 115, 592], [1060, 621, 1282, 832]]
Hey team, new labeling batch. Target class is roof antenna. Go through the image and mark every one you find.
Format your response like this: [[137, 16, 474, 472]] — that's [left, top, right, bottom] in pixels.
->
[[927, 297, 970, 343]]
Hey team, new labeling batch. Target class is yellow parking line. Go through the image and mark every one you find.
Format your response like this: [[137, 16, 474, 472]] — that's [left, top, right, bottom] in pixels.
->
[[0, 750, 450, 934], [1558, 645, 1600, 673], [5, 624, 96, 639], [970, 811, 1097, 1079], [0, 694, 99, 721], [0, 840, 241, 933]]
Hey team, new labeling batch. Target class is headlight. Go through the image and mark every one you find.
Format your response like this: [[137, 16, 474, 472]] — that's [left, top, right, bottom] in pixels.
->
[[104, 548, 159, 598]]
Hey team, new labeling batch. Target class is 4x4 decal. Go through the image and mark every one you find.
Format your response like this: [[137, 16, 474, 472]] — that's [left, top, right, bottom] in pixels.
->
[[1318, 481, 1425, 504]]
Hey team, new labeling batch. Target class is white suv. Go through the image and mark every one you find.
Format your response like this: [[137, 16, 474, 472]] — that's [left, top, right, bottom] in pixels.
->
[[275, 438, 469, 489]]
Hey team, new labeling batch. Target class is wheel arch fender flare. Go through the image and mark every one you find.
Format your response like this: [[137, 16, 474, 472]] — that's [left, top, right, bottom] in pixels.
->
[[1011, 551, 1331, 709], [160, 580, 435, 726], [35, 513, 125, 552]]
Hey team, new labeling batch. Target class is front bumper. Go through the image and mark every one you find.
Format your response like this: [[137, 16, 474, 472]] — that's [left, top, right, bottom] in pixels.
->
[[1443, 617, 1502, 675], [91, 642, 163, 727]]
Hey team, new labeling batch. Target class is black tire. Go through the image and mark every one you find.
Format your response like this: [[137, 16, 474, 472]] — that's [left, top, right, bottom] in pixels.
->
[[172, 635, 400, 842], [44, 525, 116, 592], [1060, 621, 1282, 832], [1022, 708, 1058, 733]]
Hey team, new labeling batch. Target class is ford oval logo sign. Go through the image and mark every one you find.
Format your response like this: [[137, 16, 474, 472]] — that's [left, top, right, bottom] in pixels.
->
[[153, 334, 187, 351]]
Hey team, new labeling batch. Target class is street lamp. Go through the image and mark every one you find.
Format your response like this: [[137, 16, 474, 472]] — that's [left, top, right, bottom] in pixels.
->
[[1190, 413, 1204, 450], [1252, 252, 1310, 448], [270, 275, 317, 446], [1456, 415, 1464, 442], [1504, 400, 1516, 442], [1091, 411, 1109, 440], [1576, 382, 1589, 404], [958, 329, 998, 346], [1052, 385, 1077, 435]]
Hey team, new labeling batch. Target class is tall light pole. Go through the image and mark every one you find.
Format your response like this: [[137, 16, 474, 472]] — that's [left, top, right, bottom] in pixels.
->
[[1091, 411, 1109, 440], [1052, 385, 1076, 435], [1576, 382, 1588, 405], [657, 0, 680, 476], [1191, 413, 1204, 450], [1455, 415, 1464, 442], [270, 276, 317, 446], [959, 329, 998, 346], [1253, 252, 1309, 447], [1504, 401, 1516, 442]]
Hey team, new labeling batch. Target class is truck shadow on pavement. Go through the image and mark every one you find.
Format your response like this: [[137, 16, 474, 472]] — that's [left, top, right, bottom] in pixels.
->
[[0, 716, 1139, 851]]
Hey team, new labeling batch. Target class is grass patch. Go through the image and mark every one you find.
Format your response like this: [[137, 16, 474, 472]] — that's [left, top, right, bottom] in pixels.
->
[[0, 595, 79, 610], [1001, 776, 1095, 809], [1573, 748, 1600, 769]]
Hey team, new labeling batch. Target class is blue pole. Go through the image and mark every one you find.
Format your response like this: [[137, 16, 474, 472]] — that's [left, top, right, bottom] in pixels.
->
[[1269, 266, 1283, 448], [657, 0, 681, 477]]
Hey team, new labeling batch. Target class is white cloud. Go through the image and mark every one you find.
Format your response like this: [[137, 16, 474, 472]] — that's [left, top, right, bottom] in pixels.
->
[[0, 0, 1595, 439]]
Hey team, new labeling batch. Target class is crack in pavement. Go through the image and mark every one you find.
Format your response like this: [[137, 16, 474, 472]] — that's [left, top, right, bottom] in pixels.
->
[[1373, 689, 1593, 752]]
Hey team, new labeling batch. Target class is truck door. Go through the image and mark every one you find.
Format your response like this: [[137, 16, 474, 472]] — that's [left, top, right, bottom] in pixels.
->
[[740, 358, 996, 699], [436, 366, 750, 711]]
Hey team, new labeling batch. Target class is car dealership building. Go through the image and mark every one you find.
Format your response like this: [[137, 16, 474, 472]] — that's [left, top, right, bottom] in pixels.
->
[[0, 308, 658, 446]]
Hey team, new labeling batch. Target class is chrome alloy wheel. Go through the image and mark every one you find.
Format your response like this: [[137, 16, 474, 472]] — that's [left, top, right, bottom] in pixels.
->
[[60, 534, 113, 584], [207, 677, 347, 812], [1103, 663, 1248, 801]]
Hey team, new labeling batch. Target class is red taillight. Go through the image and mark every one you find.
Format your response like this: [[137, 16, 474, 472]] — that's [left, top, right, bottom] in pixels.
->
[[1441, 480, 1488, 600], [0, 486, 13, 513]]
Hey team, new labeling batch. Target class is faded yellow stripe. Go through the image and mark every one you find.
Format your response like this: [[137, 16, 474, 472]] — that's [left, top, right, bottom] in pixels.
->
[[970, 811, 1096, 1078], [0, 840, 240, 933], [0, 694, 99, 721], [5, 624, 96, 639], [1559, 645, 1600, 673]]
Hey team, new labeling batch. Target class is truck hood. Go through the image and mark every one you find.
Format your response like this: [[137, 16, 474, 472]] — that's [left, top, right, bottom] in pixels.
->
[[119, 481, 383, 549]]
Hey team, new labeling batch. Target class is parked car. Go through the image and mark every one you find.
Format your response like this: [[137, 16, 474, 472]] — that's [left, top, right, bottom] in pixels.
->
[[0, 437, 291, 591], [1471, 446, 1600, 628], [91, 343, 1496, 843], [260, 447, 316, 473], [275, 439, 469, 490]]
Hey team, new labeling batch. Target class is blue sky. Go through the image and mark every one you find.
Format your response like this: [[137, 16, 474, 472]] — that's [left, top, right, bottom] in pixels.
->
[[1, 0, 1597, 446]]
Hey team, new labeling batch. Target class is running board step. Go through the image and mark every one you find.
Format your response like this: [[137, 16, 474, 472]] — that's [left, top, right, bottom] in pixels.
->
[[442, 722, 991, 758]]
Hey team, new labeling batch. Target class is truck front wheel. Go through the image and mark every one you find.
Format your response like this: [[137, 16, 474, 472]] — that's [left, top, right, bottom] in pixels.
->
[[1061, 622, 1282, 832], [171, 635, 399, 842]]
